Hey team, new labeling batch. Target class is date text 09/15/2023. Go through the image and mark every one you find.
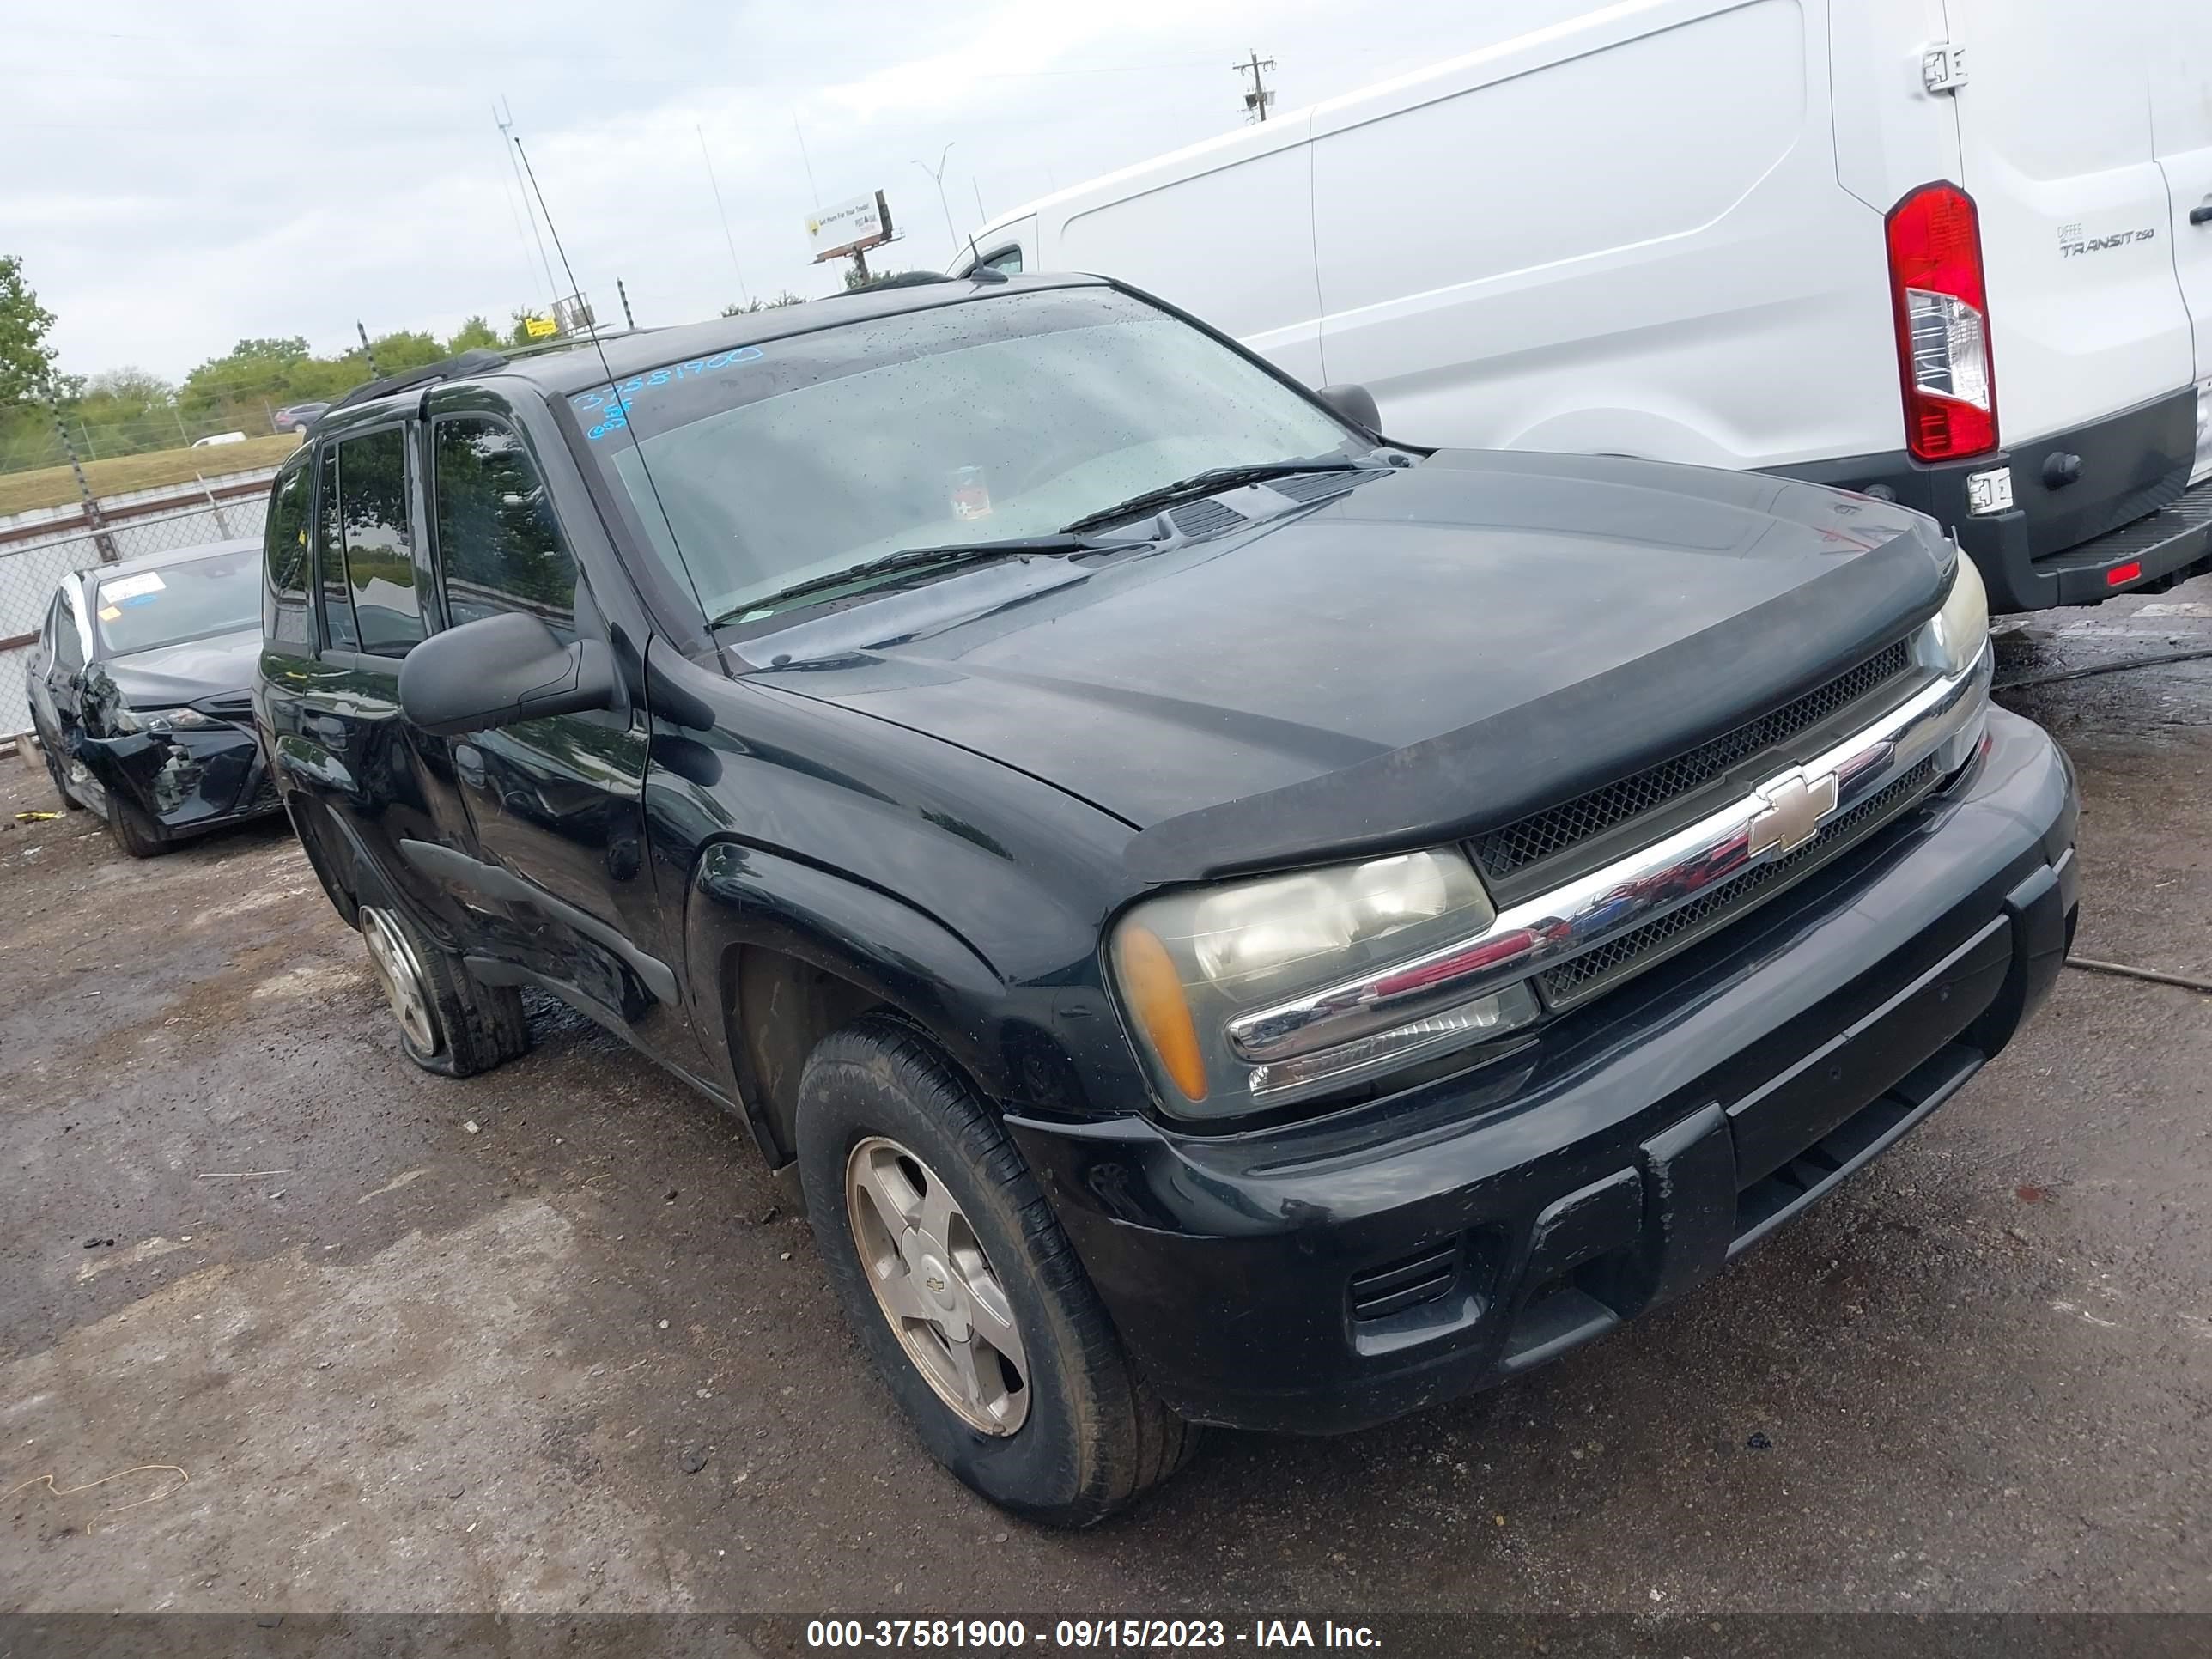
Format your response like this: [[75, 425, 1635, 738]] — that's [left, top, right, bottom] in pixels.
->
[[803, 1619, 1382, 1650]]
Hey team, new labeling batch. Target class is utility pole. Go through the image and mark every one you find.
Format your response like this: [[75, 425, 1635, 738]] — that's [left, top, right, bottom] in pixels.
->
[[972, 177, 987, 223], [44, 382, 117, 563], [697, 125, 751, 307], [496, 97, 561, 304], [915, 143, 959, 260], [1236, 49, 1276, 123]]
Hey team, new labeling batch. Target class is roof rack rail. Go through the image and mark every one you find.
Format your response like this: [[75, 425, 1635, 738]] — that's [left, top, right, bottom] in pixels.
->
[[325, 348, 510, 416]]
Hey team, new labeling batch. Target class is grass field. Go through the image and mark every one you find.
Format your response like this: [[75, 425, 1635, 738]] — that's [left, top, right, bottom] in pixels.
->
[[0, 433, 301, 518]]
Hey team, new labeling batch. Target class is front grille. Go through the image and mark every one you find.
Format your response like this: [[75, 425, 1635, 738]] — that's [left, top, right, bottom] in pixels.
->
[[1350, 1243, 1460, 1321], [1474, 640, 1914, 883], [192, 692, 256, 723], [1537, 755, 1940, 1008]]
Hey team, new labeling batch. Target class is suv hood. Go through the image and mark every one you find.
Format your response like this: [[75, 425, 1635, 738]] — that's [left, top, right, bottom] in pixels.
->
[[736, 451, 1951, 880]]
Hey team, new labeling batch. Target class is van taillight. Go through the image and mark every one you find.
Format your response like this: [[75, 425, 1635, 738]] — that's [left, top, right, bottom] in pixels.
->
[[1886, 182, 1997, 462]]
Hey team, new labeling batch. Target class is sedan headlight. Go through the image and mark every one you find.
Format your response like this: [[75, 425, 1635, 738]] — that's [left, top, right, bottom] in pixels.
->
[[1929, 550, 1989, 676], [1109, 848, 1539, 1117], [109, 705, 216, 736]]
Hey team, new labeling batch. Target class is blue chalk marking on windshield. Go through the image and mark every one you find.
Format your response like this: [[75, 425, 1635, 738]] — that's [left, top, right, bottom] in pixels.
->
[[574, 347, 766, 440]]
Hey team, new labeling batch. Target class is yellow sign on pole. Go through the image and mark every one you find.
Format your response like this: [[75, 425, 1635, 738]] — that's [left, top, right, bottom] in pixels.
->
[[523, 314, 558, 339]]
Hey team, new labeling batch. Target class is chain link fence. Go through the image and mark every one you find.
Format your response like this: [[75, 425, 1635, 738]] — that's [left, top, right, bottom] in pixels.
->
[[3, 490, 272, 741]]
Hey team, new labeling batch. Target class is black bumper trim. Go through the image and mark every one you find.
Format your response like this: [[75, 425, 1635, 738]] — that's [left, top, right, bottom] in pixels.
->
[[1014, 713, 2079, 1435]]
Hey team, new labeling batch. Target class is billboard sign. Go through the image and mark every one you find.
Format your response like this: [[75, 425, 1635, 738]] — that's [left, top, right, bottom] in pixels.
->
[[805, 191, 894, 262]]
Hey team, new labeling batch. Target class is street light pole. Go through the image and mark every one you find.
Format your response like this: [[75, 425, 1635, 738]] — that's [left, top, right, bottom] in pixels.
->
[[914, 143, 959, 259]]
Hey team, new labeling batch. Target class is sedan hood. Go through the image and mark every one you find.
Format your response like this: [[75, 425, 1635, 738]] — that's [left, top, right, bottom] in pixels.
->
[[99, 627, 260, 709], [737, 451, 1952, 880]]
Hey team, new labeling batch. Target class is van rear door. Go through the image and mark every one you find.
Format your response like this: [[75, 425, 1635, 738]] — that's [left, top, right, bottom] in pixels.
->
[[2149, 0, 2212, 466], [1944, 0, 2193, 443]]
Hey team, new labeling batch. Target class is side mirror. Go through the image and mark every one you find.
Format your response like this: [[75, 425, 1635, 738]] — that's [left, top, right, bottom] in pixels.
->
[[398, 611, 619, 737], [1316, 383, 1383, 436]]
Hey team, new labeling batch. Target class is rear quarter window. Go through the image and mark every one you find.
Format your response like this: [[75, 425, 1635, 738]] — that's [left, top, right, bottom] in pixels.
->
[[263, 457, 313, 648]]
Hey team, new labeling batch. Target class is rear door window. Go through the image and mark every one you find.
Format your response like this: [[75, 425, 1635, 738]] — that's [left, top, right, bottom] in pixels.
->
[[49, 589, 83, 673], [315, 446, 358, 652], [429, 416, 580, 641], [331, 427, 427, 658], [263, 456, 313, 648]]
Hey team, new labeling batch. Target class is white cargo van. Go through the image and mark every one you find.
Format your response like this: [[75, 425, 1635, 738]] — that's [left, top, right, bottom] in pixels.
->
[[959, 0, 2212, 612]]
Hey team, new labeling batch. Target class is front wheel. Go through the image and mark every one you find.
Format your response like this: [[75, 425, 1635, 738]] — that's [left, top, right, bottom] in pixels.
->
[[797, 1017, 1199, 1526], [106, 787, 168, 858], [357, 904, 531, 1078]]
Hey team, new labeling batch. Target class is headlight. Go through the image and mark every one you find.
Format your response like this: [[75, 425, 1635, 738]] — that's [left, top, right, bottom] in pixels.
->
[[1929, 551, 1989, 676], [1109, 848, 1539, 1117], [109, 705, 216, 736]]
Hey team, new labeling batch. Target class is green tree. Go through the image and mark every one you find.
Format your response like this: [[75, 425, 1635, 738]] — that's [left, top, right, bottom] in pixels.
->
[[446, 316, 502, 355], [0, 254, 70, 402], [362, 330, 444, 376]]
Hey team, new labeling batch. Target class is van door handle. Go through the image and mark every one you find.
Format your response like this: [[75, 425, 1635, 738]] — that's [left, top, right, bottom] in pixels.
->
[[2191, 204, 2212, 226]]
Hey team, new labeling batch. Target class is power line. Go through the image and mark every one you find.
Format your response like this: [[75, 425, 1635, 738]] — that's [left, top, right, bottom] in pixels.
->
[[1235, 48, 1276, 123]]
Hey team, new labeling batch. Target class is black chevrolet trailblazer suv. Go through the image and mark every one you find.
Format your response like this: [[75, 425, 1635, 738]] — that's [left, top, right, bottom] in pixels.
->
[[255, 274, 2079, 1523]]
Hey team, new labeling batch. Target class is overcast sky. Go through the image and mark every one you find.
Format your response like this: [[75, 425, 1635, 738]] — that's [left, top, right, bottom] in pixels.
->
[[8, 0, 1570, 386]]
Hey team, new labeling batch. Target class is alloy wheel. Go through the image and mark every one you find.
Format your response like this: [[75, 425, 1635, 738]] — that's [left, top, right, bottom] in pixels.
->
[[359, 908, 440, 1056], [845, 1135, 1030, 1434]]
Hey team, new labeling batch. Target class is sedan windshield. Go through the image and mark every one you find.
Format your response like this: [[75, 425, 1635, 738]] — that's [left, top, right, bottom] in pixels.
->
[[91, 551, 260, 656], [568, 286, 1364, 623]]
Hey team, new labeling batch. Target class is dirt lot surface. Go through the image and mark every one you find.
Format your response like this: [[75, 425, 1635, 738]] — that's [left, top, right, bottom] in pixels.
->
[[2, 587, 2209, 1623]]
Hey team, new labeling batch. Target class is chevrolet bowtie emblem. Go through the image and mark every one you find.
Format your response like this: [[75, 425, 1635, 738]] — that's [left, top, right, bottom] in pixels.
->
[[1747, 770, 1839, 857]]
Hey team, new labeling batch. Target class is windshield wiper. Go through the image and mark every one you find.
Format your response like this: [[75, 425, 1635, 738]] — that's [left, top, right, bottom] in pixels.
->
[[709, 533, 1110, 627], [1061, 458, 1371, 535]]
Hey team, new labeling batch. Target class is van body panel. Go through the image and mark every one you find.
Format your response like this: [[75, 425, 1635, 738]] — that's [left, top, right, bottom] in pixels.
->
[[1057, 120, 1324, 384], [1945, 0, 2194, 443], [2149, 0, 2212, 386], [1826, 0, 1958, 211], [1305, 0, 1888, 469], [958, 1, 2212, 611]]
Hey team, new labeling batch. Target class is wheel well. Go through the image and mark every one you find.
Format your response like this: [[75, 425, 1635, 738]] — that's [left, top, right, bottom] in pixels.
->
[[288, 801, 362, 927], [726, 946, 890, 1165]]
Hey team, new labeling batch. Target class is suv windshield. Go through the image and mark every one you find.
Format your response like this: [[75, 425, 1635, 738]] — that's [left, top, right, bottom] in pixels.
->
[[568, 286, 1364, 623], [92, 550, 260, 656]]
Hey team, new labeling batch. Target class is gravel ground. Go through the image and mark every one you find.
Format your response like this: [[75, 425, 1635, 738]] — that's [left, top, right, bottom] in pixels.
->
[[2, 587, 2209, 1623]]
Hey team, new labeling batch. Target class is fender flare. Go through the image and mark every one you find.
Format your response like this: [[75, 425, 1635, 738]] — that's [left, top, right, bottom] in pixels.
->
[[684, 839, 1018, 1158]]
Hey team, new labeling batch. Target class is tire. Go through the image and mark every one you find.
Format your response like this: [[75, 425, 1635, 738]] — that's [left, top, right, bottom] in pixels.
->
[[106, 787, 170, 858], [357, 903, 531, 1079], [796, 1016, 1199, 1526], [40, 734, 84, 811]]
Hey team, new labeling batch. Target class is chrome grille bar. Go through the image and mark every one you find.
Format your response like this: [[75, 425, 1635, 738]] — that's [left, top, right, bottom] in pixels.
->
[[1226, 643, 1992, 1065]]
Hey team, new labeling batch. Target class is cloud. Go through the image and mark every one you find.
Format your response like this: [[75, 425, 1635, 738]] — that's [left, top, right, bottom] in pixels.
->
[[10, 0, 1524, 380]]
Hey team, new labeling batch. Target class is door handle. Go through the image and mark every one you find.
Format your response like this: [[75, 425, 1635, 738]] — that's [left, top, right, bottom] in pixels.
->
[[2191, 204, 2212, 226]]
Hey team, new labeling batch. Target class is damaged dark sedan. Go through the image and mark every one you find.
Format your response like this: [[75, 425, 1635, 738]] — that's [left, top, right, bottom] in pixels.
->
[[25, 538, 280, 856], [258, 275, 2078, 1525]]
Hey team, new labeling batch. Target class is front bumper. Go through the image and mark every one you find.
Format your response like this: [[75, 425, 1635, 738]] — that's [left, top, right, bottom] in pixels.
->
[[78, 722, 279, 837], [1009, 708, 2078, 1433], [1774, 386, 2212, 613]]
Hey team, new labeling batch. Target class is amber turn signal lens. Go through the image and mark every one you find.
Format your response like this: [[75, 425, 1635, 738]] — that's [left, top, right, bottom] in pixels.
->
[[1113, 924, 1208, 1103]]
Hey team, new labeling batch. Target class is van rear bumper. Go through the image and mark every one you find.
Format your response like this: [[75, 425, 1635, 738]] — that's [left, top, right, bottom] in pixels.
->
[[1772, 384, 2210, 614]]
